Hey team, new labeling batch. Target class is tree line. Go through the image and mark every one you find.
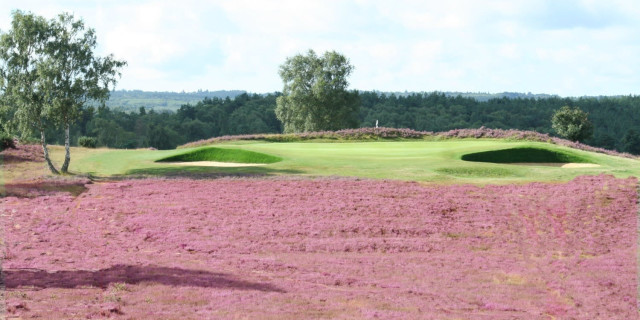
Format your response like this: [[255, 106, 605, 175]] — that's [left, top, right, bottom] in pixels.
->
[[30, 91, 640, 154], [359, 92, 640, 153], [41, 93, 281, 150]]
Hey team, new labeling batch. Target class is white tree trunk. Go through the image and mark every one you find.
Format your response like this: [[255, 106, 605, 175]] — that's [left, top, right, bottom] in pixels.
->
[[61, 122, 71, 173], [41, 129, 59, 175]]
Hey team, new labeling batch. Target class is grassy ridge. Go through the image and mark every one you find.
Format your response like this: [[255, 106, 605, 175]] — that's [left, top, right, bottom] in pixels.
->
[[180, 127, 638, 161], [461, 147, 592, 164], [156, 147, 282, 164], [62, 140, 640, 184]]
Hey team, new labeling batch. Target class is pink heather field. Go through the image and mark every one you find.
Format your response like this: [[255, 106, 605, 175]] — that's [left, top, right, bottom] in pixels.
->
[[1, 173, 637, 319]]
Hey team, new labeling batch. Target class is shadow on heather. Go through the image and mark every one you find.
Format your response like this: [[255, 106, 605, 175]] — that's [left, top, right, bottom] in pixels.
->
[[4, 265, 285, 292]]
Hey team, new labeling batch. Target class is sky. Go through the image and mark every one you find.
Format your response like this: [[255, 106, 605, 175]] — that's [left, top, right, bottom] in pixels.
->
[[1, 0, 639, 96]]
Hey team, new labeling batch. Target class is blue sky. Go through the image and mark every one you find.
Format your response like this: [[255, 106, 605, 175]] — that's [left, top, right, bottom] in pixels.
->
[[2, 0, 639, 96]]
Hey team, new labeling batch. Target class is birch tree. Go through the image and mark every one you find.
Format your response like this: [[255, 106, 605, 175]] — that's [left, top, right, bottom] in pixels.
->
[[0, 11, 125, 174], [42, 13, 125, 173], [0, 11, 59, 173]]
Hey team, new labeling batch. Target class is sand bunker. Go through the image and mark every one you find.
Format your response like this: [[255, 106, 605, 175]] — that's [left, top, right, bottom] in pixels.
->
[[166, 161, 267, 167], [561, 163, 601, 168], [514, 163, 601, 168]]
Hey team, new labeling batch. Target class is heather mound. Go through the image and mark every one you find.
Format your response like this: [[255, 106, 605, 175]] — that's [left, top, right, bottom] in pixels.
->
[[155, 147, 282, 164], [461, 146, 593, 164]]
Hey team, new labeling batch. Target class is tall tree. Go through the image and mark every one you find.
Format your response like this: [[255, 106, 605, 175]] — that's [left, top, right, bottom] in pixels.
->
[[41, 13, 125, 173], [551, 105, 593, 142], [0, 11, 59, 173], [621, 129, 640, 155], [275, 49, 359, 133]]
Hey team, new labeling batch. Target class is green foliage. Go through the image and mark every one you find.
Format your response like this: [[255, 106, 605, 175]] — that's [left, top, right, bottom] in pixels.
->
[[275, 50, 360, 133], [551, 106, 593, 142], [52, 93, 282, 149], [0, 11, 60, 173], [0, 130, 15, 151], [461, 147, 591, 163], [41, 13, 126, 123], [148, 125, 181, 150], [21, 90, 640, 155], [621, 130, 640, 154], [42, 12, 126, 172], [0, 11, 51, 138], [0, 10, 125, 173], [156, 147, 282, 164], [77, 136, 96, 148]]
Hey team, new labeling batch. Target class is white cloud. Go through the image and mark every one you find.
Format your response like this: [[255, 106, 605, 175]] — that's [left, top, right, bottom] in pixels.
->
[[1, 0, 640, 95], [217, 0, 345, 35]]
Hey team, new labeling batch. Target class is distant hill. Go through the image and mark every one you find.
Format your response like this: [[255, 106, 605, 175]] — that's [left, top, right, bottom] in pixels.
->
[[103, 89, 605, 112], [106, 90, 247, 112], [376, 91, 559, 102]]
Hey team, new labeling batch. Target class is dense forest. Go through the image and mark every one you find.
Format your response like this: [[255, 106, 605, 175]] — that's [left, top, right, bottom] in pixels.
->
[[41, 91, 640, 154]]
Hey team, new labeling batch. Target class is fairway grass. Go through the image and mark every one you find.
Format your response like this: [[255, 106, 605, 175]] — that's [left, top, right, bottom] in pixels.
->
[[156, 147, 282, 164], [59, 139, 640, 184]]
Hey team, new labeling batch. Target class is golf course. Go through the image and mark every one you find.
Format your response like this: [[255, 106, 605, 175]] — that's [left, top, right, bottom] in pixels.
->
[[2, 2, 640, 318], [53, 138, 640, 184], [2, 132, 638, 319]]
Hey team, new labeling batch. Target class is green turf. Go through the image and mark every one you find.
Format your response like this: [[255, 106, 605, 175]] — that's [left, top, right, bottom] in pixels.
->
[[155, 147, 282, 164], [461, 147, 591, 164], [61, 139, 640, 184]]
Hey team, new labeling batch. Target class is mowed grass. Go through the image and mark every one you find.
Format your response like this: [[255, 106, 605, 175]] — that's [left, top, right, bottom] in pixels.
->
[[58, 139, 640, 184], [156, 147, 282, 164]]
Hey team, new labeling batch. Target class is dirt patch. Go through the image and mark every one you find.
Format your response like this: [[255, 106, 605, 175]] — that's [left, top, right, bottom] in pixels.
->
[[166, 161, 267, 167], [3, 181, 89, 198], [512, 162, 601, 168]]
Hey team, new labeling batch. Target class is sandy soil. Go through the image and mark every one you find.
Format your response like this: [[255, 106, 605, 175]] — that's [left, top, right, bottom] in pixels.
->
[[166, 161, 267, 167], [513, 162, 601, 168], [560, 163, 601, 168]]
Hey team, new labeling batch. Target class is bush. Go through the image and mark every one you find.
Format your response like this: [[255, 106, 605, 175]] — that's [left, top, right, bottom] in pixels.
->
[[78, 136, 97, 148], [551, 106, 593, 142], [0, 131, 16, 151]]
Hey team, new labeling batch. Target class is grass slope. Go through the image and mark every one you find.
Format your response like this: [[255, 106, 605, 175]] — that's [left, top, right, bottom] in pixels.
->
[[62, 139, 640, 184], [155, 147, 282, 164]]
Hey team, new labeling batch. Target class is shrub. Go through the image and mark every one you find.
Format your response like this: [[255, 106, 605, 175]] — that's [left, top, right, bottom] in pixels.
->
[[0, 131, 16, 151], [551, 106, 593, 142], [78, 136, 97, 148]]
